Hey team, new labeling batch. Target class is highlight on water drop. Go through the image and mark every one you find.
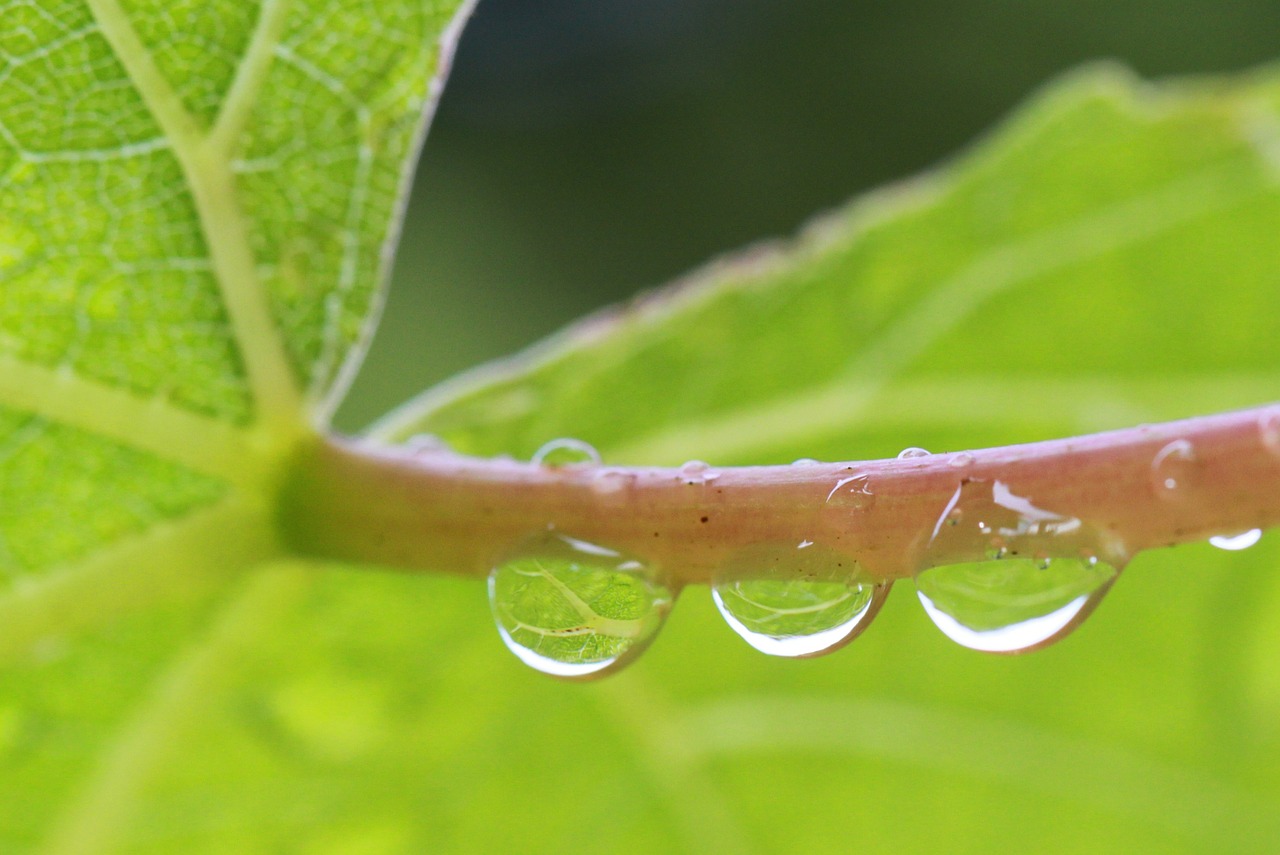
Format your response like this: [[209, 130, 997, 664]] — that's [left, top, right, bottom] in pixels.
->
[[488, 532, 672, 679], [914, 479, 1120, 653], [679, 459, 720, 484], [1209, 529, 1263, 551], [531, 437, 601, 467], [824, 472, 875, 510], [1150, 438, 1197, 498], [711, 542, 887, 658], [898, 447, 931, 460]]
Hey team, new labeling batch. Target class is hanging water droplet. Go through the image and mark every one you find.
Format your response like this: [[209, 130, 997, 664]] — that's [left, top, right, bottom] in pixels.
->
[[948, 451, 976, 469], [531, 438, 601, 467], [489, 532, 672, 678], [824, 473, 875, 510], [1209, 529, 1263, 551], [898, 447, 931, 460], [1151, 439, 1197, 497], [712, 542, 885, 657], [1261, 411, 1280, 458], [679, 459, 720, 484], [915, 479, 1120, 652]]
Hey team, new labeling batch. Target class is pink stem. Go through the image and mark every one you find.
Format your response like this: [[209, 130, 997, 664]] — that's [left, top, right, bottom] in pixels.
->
[[281, 404, 1280, 585]]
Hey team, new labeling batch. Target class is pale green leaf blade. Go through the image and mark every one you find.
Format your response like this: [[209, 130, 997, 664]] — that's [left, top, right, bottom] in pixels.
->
[[379, 64, 1280, 465]]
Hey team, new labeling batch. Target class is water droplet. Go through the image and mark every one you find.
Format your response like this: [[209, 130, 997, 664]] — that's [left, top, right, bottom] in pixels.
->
[[531, 438, 601, 467], [792, 458, 821, 467], [590, 467, 635, 497], [712, 542, 885, 657], [1209, 529, 1263, 551], [489, 532, 672, 678], [679, 459, 720, 484], [898, 447, 931, 460], [1261, 411, 1280, 458], [948, 451, 976, 469], [405, 433, 451, 454], [1151, 439, 1196, 497], [824, 473, 875, 510], [916, 479, 1120, 652]]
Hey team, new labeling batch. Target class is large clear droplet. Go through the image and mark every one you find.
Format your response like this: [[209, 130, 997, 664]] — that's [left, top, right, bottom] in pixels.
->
[[489, 532, 671, 678], [915, 479, 1120, 653], [531, 438, 601, 467], [712, 542, 885, 657]]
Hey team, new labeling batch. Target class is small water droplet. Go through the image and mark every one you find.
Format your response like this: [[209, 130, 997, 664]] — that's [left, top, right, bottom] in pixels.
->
[[1261, 411, 1280, 458], [679, 459, 720, 484], [898, 447, 931, 460], [792, 458, 821, 467], [1151, 439, 1197, 497], [824, 473, 875, 510], [916, 479, 1120, 652], [1209, 529, 1263, 551], [590, 468, 635, 496], [948, 451, 976, 468], [405, 433, 451, 454], [531, 438, 601, 467], [712, 543, 885, 657], [489, 532, 671, 678]]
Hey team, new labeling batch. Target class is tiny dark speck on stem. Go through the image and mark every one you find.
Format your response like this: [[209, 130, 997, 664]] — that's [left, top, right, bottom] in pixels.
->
[[700, 516, 709, 523]]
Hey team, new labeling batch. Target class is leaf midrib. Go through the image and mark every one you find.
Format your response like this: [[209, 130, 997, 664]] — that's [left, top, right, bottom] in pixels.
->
[[74, 0, 303, 452]]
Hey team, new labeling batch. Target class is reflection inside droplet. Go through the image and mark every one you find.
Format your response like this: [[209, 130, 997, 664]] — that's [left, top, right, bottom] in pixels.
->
[[915, 478, 1121, 652], [489, 532, 671, 678], [712, 542, 884, 657], [916, 558, 1116, 653]]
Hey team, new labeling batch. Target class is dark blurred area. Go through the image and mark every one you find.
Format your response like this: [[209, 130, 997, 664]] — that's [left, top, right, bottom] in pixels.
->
[[337, 0, 1280, 430]]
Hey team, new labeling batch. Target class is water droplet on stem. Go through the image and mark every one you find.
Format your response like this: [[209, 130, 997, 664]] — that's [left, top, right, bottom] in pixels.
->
[[1261, 411, 1280, 458], [1151, 439, 1197, 497], [489, 533, 672, 678], [712, 542, 885, 657], [679, 460, 720, 484], [915, 479, 1120, 652], [824, 473, 875, 510], [531, 438, 601, 467], [898, 447, 931, 460]]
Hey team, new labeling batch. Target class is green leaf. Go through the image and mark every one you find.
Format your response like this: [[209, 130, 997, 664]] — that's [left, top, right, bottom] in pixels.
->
[[5, 2, 1280, 851], [0, 0, 472, 849]]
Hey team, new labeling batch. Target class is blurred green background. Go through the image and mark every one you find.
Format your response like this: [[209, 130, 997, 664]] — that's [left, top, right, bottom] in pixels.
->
[[338, 0, 1280, 429]]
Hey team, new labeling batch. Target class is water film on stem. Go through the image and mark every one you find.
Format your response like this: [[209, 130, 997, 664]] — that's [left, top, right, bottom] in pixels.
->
[[489, 531, 672, 678], [914, 478, 1122, 653]]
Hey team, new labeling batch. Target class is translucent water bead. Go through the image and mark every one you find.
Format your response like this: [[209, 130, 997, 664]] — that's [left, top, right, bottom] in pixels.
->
[[531, 438, 601, 467], [914, 479, 1120, 653], [489, 532, 671, 679], [712, 542, 886, 657]]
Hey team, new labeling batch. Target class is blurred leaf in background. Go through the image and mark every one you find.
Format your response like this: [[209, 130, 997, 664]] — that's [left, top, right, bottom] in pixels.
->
[[3, 1, 1280, 853]]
